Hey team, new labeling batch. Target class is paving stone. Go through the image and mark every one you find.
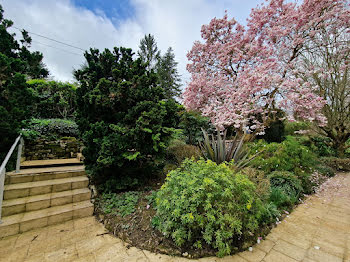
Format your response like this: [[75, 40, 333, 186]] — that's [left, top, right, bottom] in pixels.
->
[[272, 239, 306, 261], [217, 255, 248, 262], [311, 238, 345, 258], [263, 250, 297, 262], [256, 239, 275, 253], [306, 247, 342, 262], [238, 248, 266, 262]]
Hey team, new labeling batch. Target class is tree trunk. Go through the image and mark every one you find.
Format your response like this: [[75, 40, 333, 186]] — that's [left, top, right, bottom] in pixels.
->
[[334, 139, 346, 158]]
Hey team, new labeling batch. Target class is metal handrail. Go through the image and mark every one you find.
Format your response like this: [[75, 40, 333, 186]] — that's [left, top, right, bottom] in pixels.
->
[[0, 134, 24, 223]]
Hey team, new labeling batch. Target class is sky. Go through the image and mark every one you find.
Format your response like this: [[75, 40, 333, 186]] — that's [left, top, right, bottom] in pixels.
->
[[1, 0, 265, 85]]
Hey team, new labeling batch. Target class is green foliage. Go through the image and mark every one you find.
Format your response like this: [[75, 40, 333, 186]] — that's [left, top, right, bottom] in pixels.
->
[[284, 121, 310, 136], [178, 109, 212, 145], [309, 136, 336, 157], [138, 35, 181, 99], [74, 47, 180, 190], [268, 171, 303, 200], [145, 190, 158, 206], [250, 136, 316, 175], [166, 139, 201, 165], [0, 5, 48, 164], [21, 118, 78, 140], [314, 164, 335, 177], [100, 191, 140, 217], [138, 34, 160, 70], [156, 47, 181, 99], [250, 136, 317, 193], [269, 187, 296, 209], [346, 138, 350, 156], [258, 110, 285, 143], [200, 129, 253, 169], [155, 159, 268, 257], [100, 176, 140, 193], [321, 157, 350, 171], [240, 167, 270, 199], [27, 79, 77, 119]]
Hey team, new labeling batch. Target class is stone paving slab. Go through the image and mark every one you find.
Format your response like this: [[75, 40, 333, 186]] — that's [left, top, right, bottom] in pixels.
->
[[0, 172, 349, 262]]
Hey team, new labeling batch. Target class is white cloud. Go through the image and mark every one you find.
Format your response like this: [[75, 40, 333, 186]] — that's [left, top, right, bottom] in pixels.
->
[[0, 0, 263, 84]]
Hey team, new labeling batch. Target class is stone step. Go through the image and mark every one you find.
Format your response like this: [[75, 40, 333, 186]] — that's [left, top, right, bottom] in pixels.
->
[[21, 158, 82, 169], [2, 188, 91, 216], [5, 165, 85, 185], [4, 176, 89, 200], [0, 200, 93, 238]]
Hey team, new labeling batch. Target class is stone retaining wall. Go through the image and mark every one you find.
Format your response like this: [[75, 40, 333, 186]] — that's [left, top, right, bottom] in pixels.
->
[[24, 137, 83, 160]]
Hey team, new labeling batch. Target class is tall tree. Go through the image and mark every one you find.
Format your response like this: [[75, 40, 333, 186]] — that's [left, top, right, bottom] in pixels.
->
[[74, 47, 180, 189], [137, 34, 160, 70], [138, 35, 182, 99], [156, 47, 182, 99], [0, 4, 48, 162], [183, 0, 348, 134], [298, 16, 350, 157]]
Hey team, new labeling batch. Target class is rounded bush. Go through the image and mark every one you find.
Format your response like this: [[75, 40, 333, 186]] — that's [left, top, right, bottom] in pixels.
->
[[268, 171, 303, 199], [240, 167, 270, 199], [155, 159, 265, 257], [166, 139, 201, 165]]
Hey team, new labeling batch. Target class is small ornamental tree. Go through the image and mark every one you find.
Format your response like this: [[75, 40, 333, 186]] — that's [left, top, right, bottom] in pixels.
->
[[184, 0, 349, 133], [74, 47, 180, 189]]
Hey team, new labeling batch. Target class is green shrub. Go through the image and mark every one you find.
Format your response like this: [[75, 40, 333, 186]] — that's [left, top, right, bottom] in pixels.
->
[[315, 164, 335, 177], [269, 187, 295, 209], [321, 157, 350, 171], [100, 191, 140, 217], [268, 171, 303, 200], [166, 139, 201, 165], [250, 136, 316, 174], [99, 176, 140, 193], [240, 167, 270, 199], [309, 136, 335, 157], [284, 121, 310, 136], [178, 109, 213, 145], [74, 47, 180, 189], [155, 159, 267, 257], [22, 118, 79, 140], [27, 79, 77, 119], [249, 136, 317, 192], [346, 139, 350, 156], [257, 110, 285, 143]]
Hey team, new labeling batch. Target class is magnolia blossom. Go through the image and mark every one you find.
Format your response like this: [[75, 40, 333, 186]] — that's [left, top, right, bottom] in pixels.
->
[[184, 0, 349, 131]]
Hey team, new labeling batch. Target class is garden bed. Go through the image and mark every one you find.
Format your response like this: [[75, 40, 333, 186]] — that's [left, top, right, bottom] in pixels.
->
[[94, 189, 281, 258]]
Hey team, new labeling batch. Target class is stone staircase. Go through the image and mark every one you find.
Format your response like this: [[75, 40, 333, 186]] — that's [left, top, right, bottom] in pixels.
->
[[0, 159, 93, 238]]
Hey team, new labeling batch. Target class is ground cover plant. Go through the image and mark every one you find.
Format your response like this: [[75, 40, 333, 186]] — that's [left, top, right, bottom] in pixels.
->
[[21, 118, 79, 140]]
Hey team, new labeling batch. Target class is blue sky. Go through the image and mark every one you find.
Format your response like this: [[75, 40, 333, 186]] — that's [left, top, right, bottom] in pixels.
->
[[1, 0, 265, 82], [73, 0, 135, 23]]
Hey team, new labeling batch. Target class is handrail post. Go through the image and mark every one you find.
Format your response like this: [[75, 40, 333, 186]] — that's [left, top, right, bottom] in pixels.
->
[[0, 167, 5, 223], [15, 138, 24, 173]]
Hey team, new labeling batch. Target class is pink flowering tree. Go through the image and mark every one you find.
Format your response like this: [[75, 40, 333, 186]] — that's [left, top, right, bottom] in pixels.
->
[[184, 0, 349, 135]]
